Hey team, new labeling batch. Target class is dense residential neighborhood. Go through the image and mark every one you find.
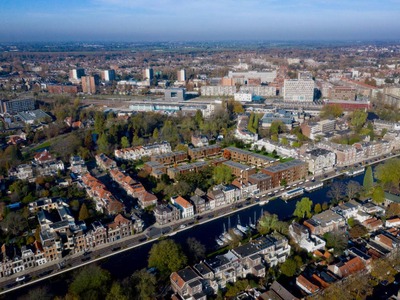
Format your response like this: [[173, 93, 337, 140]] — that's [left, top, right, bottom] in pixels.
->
[[2, 41, 400, 300]]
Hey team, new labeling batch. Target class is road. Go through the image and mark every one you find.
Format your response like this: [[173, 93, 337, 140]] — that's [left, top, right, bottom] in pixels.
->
[[2, 149, 400, 294]]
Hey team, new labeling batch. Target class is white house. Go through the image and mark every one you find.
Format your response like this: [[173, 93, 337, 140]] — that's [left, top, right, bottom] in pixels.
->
[[171, 196, 194, 219]]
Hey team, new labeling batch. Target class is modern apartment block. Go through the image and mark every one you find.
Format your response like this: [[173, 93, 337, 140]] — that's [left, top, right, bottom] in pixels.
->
[[69, 68, 85, 79], [200, 85, 236, 96], [283, 79, 315, 102], [151, 151, 188, 166], [316, 141, 357, 166], [239, 86, 277, 97], [177, 69, 186, 82], [81, 76, 97, 93], [102, 70, 116, 82], [222, 160, 256, 181], [188, 145, 221, 160], [143, 68, 154, 81], [0, 98, 35, 114], [228, 70, 277, 84], [248, 173, 273, 193], [328, 86, 356, 101], [261, 160, 308, 187], [223, 147, 278, 168], [302, 148, 336, 174]]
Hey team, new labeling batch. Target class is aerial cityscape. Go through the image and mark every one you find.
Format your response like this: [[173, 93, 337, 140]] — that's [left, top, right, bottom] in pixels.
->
[[2, 1, 400, 300]]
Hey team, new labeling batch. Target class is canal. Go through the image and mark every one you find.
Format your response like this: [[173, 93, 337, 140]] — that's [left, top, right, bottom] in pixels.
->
[[5, 171, 367, 298]]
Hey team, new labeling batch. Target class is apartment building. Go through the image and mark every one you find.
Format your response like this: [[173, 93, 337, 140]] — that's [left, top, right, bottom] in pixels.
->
[[302, 148, 336, 174], [171, 196, 194, 219], [252, 138, 298, 157], [223, 147, 278, 167], [188, 144, 221, 160], [239, 86, 276, 97], [303, 210, 346, 236], [69, 69, 85, 79], [154, 203, 181, 225], [177, 69, 186, 82], [0, 98, 35, 114], [328, 86, 356, 100], [248, 173, 273, 193], [115, 141, 172, 161], [261, 160, 308, 187], [151, 151, 188, 166], [222, 160, 256, 181], [316, 142, 357, 166], [81, 76, 97, 93], [101, 70, 115, 82], [95, 153, 117, 170], [200, 85, 236, 96]]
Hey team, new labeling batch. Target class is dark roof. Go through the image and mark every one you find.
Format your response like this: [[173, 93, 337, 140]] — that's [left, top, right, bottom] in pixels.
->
[[176, 267, 198, 283], [193, 262, 212, 276], [232, 243, 259, 258], [270, 281, 299, 300]]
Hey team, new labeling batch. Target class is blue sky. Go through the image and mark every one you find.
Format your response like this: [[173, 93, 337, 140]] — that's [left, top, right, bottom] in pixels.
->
[[0, 0, 400, 42]]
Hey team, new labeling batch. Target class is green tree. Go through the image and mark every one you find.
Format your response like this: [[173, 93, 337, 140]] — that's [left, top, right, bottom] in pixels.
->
[[98, 133, 111, 154], [148, 239, 187, 276], [325, 230, 347, 256], [363, 166, 374, 194], [186, 237, 206, 263], [367, 123, 375, 141], [320, 104, 343, 118], [281, 137, 289, 145], [280, 178, 287, 187], [314, 203, 322, 214], [69, 265, 111, 300], [375, 158, 400, 188], [292, 141, 302, 148], [387, 203, 400, 218], [84, 131, 95, 151], [270, 120, 285, 134], [293, 197, 313, 219], [350, 110, 368, 132], [194, 110, 203, 126], [233, 102, 244, 114], [213, 165, 233, 184], [174, 144, 188, 153], [372, 186, 385, 204], [120, 136, 130, 148], [152, 128, 159, 139], [94, 111, 105, 133], [346, 180, 362, 200], [247, 113, 256, 133], [322, 202, 329, 211], [280, 258, 297, 277], [106, 282, 127, 300], [381, 128, 388, 137], [130, 269, 156, 300], [79, 203, 89, 221], [253, 113, 259, 131]]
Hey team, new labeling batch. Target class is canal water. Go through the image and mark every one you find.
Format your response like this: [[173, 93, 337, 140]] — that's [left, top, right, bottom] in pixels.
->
[[6, 171, 366, 298]]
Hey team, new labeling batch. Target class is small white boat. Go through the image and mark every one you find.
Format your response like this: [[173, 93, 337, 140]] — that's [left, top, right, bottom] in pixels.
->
[[299, 181, 303, 185], [292, 184, 297, 187], [259, 200, 269, 206], [305, 179, 310, 183], [224, 233, 233, 241], [281, 188, 304, 201], [280, 188, 285, 191], [286, 186, 291, 190], [219, 235, 228, 243], [216, 238, 224, 246], [237, 224, 248, 234], [233, 228, 244, 237], [249, 223, 257, 230], [179, 224, 187, 229]]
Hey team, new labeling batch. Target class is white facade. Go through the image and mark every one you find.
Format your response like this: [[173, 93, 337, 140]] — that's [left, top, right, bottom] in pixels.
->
[[228, 70, 277, 83], [177, 69, 186, 82], [240, 86, 276, 97], [302, 149, 336, 174], [283, 79, 315, 102], [102, 70, 115, 82], [252, 138, 297, 157], [234, 92, 253, 102], [201, 85, 236, 96], [289, 223, 326, 253], [235, 129, 259, 143]]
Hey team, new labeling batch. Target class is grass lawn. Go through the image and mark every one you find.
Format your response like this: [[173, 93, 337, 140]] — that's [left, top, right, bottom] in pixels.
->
[[32, 141, 51, 151]]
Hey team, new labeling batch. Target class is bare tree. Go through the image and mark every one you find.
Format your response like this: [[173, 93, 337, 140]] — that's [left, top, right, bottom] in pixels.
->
[[327, 181, 346, 203], [346, 180, 362, 200]]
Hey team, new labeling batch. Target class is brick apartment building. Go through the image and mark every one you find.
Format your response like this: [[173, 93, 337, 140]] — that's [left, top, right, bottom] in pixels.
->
[[222, 160, 256, 181], [151, 151, 188, 166], [248, 173, 273, 193], [328, 86, 356, 101], [188, 145, 221, 161], [261, 160, 308, 187]]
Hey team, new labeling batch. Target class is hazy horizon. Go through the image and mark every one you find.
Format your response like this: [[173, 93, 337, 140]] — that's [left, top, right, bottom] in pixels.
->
[[1, 0, 400, 42]]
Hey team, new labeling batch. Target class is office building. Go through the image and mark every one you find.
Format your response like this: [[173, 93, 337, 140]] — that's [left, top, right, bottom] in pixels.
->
[[0, 98, 35, 114], [102, 70, 116, 82], [81, 76, 97, 94], [240, 86, 276, 97], [164, 88, 186, 101], [69, 69, 85, 79], [234, 92, 253, 102], [17, 110, 51, 124], [143, 68, 154, 81], [228, 70, 277, 84], [177, 69, 186, 82], [283, 79, 314, 102]]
